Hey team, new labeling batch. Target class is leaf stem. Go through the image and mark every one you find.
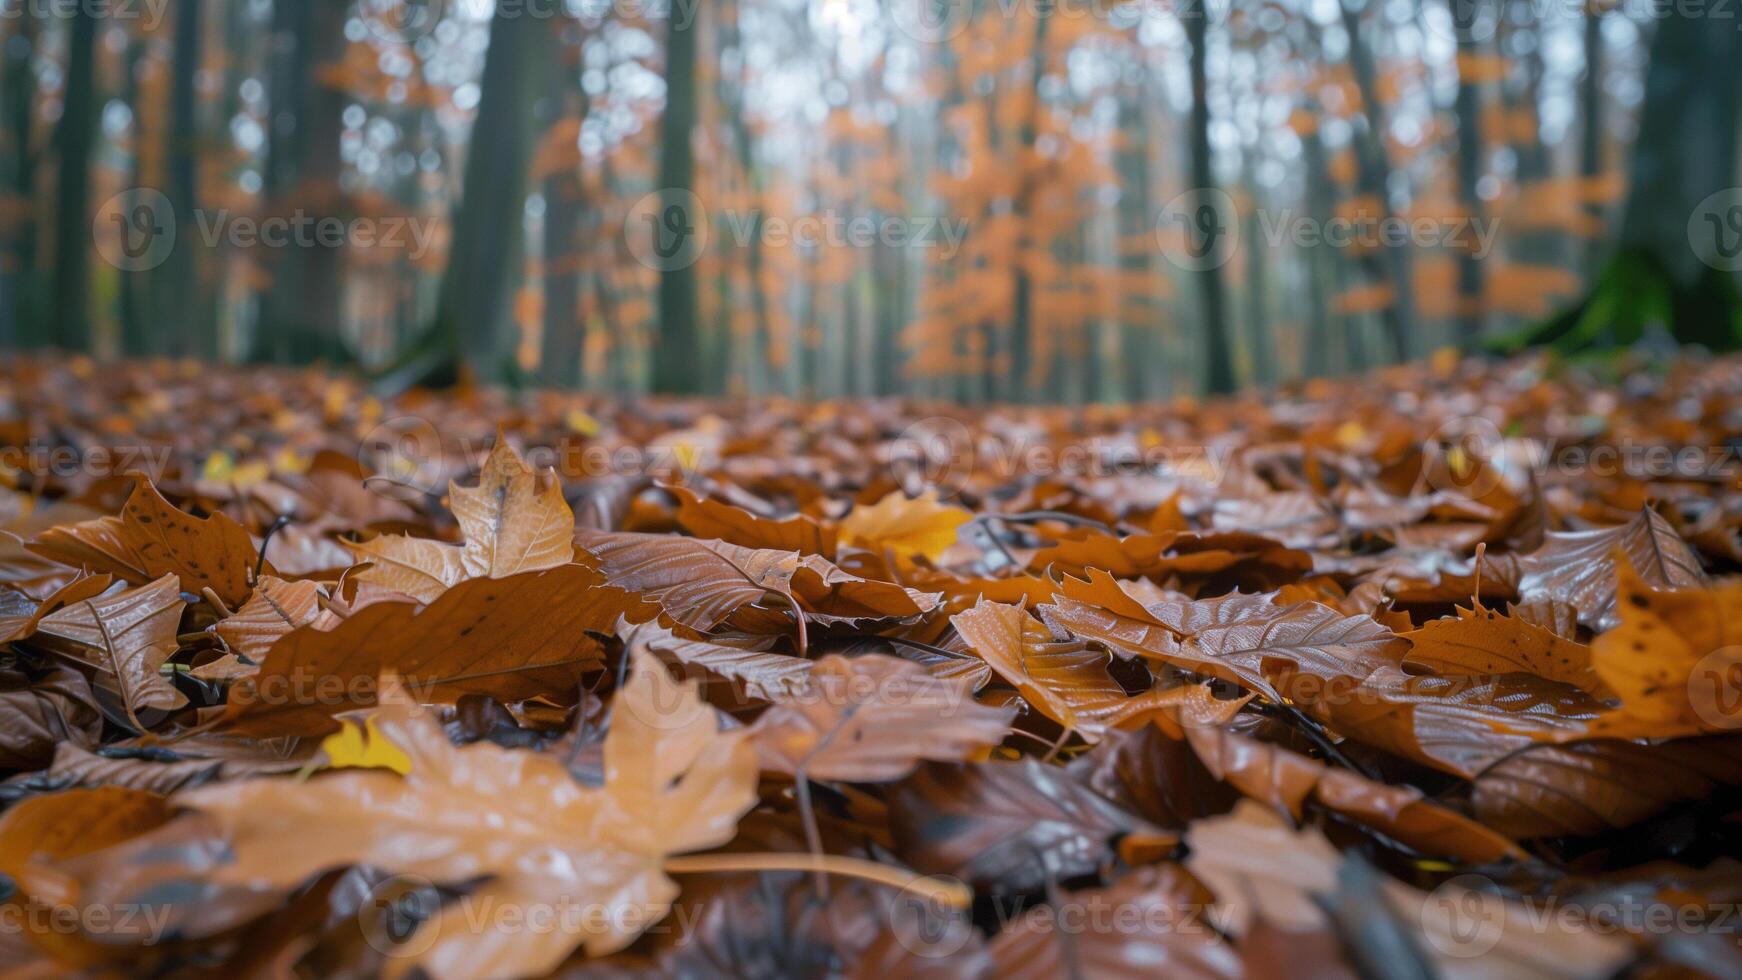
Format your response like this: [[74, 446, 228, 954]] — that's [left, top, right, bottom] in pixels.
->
[[662, 853, 971, 908]]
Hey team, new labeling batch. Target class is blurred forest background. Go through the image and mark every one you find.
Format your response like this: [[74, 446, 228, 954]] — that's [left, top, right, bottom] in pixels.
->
[[1, 0, 1739, 402]]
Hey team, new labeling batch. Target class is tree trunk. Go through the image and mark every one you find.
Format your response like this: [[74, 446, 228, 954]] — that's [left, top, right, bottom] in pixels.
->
[[1185, 11, 1235, 395], [1007, 0, 1052, 402], [1578, 3, 1605, 277], [540, 30, 587, 388], [50, 2, 98, 352], [1508, 11, 1742, 352], [1453, 0, 1489, 347], [166, 0, 205, 357], [652, 1, 703, 393], [1339, 0, 1417, 361], [2, 12, 41, 346], [424, 0, 555, 386], [259, 0, 348, 364]]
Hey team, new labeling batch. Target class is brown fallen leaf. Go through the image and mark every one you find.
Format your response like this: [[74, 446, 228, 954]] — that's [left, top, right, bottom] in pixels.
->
[[750, 654, 1014, 781], [212, 575, 323, 663], [1518, 507, 1707, 631], [951, 597, 1136, 739], [670, 484, 836, 557], [179, 659, 757, 978], [222, 564, 647, 735], [886, 759, 1175, 892], [1402, 605, 1612, 698], [988, 865, 1239, 979], [31, 574, 188, 730], [29, 479, 261, 608], [1181, 724, 1526, 865], [349, 440, 576, 601]]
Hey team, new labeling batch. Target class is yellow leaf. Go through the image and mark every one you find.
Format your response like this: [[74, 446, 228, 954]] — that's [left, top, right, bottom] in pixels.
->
[[838, 490, 972, 561], [319, 716, 413, 775], [565, 408, 602, 437]]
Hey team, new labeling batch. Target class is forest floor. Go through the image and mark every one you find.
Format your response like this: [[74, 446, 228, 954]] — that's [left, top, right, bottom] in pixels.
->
[[1, 352, 1741, 977]]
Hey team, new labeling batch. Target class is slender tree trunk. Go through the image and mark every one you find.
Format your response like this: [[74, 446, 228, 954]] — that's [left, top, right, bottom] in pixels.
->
[[1579, 3, 1605, 277], [166, 0, 204, 357], [120, 39, 151, 355], [1007, 0, 1052, 402], [259, 0, 348, 364], [2, 11, 40, 345], [540, 28, 587, 388], [1453, 0, 1488, 347], [1242, 178, 1274, 387], [1339, 0, 1417, 361], [50, 2, 98, 352], [427, 0, 555, 385], [652, 1, 702, 393], [1185, 11, 1234, 394]]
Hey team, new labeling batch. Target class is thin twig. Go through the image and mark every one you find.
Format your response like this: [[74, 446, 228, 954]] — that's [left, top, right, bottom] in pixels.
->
[[255, 514, 292, 582]]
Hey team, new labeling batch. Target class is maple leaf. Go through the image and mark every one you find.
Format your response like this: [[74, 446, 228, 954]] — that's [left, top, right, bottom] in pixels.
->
[[29, 479, 261, 607], [838, 490, 972, 561], [349, 440, 575, 601], [749, 654, 1014, 781], [179, 659, 757, 978]]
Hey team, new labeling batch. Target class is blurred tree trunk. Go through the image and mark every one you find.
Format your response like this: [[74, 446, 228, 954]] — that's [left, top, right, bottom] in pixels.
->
[[1007, 0, 1052, 403], [652, 1, 702, 393], [50, 2, 98, 352], [1339, 0, 1417, 361], [1185, 11, 1234, 395], [166, 0, 204, 357], [2, 11, 40, 346], [1301, 113, 1338, 378], [420, 0, 555, 387], [1242, 176, 1274, 387], [119, 37, 151, 355], [540, 26, 587, 388], [259, 0, 348, 364], [1453, 0, 1488, 347], [1511, 11, 1742, 352], [1579, 3, 1605, 277]]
